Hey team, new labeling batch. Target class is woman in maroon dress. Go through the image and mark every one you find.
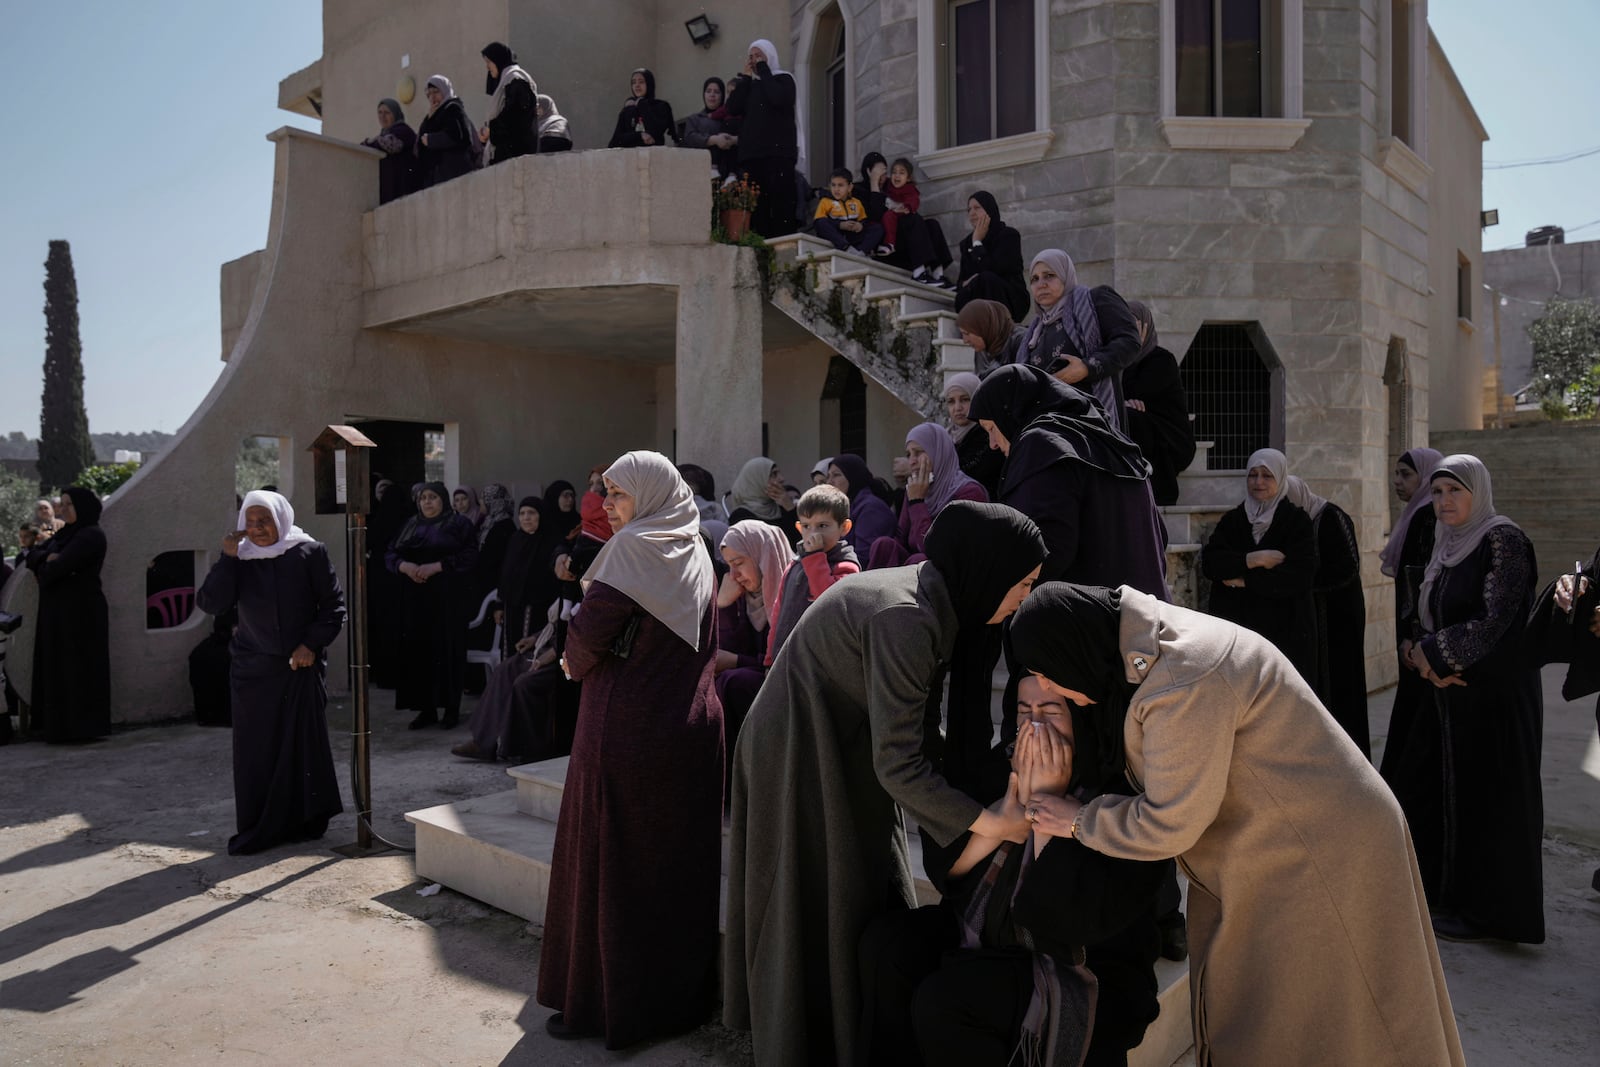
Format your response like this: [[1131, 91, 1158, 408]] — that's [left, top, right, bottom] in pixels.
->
[[537, 450, 722, 1048]]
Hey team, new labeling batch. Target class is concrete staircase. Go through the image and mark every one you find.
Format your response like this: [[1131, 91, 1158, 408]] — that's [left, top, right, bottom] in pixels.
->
[[1432, 420, 1600, 586], [407, 754, 1192, 1066], [764, 233, 975, 420]]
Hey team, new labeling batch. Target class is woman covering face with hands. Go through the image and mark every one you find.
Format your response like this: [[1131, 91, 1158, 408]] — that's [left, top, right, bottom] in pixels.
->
[[1009, 582, 1466, 1067]]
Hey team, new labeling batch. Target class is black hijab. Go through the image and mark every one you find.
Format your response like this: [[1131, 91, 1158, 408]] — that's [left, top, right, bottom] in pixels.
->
[[701, 76, 726, 114], [922, 501, 1045, 627], [969, 189, 1003, 227], [969, 364, 1150, 490], [500, 497, 561, 613], [543, 480, 581, 538], [48, 486, 104, 552], [394, 480, 452, 549], [859, 151, 887, 183], [482, 42, 517, 92], [1127, 299, 1157, 363], [829, 454, 878, 502], [1010, 582, 1138, 791], [629, 67, 658, 102]]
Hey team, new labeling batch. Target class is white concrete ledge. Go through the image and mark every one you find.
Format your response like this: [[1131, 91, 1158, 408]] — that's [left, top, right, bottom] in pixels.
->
[[1378, 136, 1432, 194], [915, 129, 1056, 180], [1157, 116, 1311, 151]]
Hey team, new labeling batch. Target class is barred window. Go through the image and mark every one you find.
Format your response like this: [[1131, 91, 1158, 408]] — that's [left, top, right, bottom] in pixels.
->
[[1179, 323, 1280, 469]]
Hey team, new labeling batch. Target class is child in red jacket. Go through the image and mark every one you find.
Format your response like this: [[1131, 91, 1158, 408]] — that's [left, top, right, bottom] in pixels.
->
[[764, 484, 860, 665], [884, 158, 954, 287]]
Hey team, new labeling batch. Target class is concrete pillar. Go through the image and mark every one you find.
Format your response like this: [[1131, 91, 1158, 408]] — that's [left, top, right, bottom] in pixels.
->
[[674, 245, 764, 493]]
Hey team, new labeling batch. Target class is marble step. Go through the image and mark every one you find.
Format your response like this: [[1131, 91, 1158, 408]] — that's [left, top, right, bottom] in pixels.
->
[[408, 758, 1190, 1067]]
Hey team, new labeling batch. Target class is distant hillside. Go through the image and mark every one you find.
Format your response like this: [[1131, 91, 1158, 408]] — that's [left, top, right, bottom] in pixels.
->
[[0, 430, 175, 462]]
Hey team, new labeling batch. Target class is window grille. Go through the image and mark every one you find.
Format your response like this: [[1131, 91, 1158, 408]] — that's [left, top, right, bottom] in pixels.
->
[[1179, 324, 1273, 469]]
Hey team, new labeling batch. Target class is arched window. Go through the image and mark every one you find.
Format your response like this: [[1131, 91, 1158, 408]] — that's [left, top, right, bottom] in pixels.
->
[[1179, 323, 1282, 469]]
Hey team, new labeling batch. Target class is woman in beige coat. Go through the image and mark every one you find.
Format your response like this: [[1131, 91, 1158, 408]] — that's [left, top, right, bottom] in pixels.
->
[[1010, 583, 1463, 1067]]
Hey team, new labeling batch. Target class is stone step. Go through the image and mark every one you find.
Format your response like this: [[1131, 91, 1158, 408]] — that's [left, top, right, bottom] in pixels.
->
[[934, 337, 976, 374], [895, 309, 961, 338]]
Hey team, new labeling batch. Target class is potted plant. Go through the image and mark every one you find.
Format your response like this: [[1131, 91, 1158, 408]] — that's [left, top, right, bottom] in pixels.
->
[[714, 174, 760, 241]]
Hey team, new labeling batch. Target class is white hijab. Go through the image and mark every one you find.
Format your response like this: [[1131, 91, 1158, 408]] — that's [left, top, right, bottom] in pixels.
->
[[749, 38, 807, 171], [1418, 454, 1520, 630], [729, 457, 782, 521], [426, 75, 456, 115], [1282, 474, 1329, 522], [489, 64, 536, 120], [586, 451, 714, 650], [1242, 448, 1290, 544], [236, 490, 316, 561]]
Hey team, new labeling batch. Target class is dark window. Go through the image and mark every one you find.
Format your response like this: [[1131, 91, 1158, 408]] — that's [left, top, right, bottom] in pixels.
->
[[1175, 0, 1273, 118], [1456, 254, 1471, 321], [1391, 0, 1413, 144], [826, 24, 847, 173], [1179, 323, 1275, 470], [950, 0, 1035, 146], [820, 356, 868, 458]]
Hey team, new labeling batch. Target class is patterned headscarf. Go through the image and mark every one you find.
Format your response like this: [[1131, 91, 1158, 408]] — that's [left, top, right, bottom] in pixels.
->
[[1418, 455, 1520, 630]]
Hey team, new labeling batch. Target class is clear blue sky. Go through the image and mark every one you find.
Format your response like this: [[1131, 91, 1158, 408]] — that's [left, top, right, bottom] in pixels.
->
[[0, 1, 1594, 435]]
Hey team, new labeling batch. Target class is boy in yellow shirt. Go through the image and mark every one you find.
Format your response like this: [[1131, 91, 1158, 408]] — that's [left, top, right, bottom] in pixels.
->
[[813, 169, 884, 256]]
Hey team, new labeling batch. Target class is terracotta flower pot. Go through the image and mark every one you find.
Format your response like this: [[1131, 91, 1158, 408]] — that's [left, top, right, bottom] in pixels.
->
[[720, 208, 751, 241]]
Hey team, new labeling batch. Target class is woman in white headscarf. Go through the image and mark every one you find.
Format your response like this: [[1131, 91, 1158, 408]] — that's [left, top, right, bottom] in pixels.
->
[[416, 74, 478, 187], [726, 38, 801, 237], [1200, 448, 1318, 682], [196, 491, 346, 855], [535, 93, 572, 152], [1001, 249, 1142, 432], [537, 451, 723, 1048], [1392, 454, 1545, 944]]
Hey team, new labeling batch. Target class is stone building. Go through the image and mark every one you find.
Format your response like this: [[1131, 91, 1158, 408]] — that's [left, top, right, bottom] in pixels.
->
[[95, 0, 1488, 722]]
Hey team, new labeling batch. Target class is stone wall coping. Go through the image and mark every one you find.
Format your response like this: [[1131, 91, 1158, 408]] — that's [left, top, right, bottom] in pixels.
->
[[266, 124, 381, 160], [1157, 117, 1311, 152]]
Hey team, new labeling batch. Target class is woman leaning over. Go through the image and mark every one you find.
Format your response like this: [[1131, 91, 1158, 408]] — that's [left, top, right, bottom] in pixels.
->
[[1010, 583, 1465, 1067], [197, 491, 345, 854], [1393, 454, 1544, 945], [27, 487, 110, 743], [387, 482, 478, 730], [538, 451, 723, 1048]]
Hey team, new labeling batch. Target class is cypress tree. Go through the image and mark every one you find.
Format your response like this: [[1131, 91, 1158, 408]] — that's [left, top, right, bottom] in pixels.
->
[[38, 240, 95, 491]]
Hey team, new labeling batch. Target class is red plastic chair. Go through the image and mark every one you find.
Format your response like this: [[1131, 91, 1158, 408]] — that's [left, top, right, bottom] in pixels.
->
[[147, 586, 196, 629]]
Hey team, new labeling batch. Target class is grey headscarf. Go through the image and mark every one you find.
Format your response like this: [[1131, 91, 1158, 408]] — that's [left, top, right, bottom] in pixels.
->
[[426, 75, 456, 115], [1024, 250, 1100, 364], [1282, 474, 1329, 522], [1242, 448, 1290, 543], [1418, 455, 1520, 630]]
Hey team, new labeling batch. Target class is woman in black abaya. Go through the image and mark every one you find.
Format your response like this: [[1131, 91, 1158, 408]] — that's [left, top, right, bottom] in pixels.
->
[[387, 482, 478, 729], [724, 501, 1046, 1067], [28, 487, 111, 743], [196, 491, 346, 855], [1394, 455, 1544, 944]]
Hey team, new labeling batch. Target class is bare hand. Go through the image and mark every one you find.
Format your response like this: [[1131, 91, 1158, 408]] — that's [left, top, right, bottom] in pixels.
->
[[641, 131, 656, 145], [842, 220, 861, 233], [288, 644, 315, 670], [1223, 577, 1246, 588], [478, 126, 490, 143], [1052, 356, 1089, 385], [1025, 792, 1082, 838], [1247, 550, 1286, 570], [801, 530, 826, 555], [223, 530, 247, 558], [972, 215, 990, 243], [1030, 724, 1072, 796], [765, 481, 794, 507], [717, 571, 745, 609], [905, 456, 931, 502], [1399, 638, 1417, 672], [1555, 573, 1590, 614], [514, 635, 538, 654], [1125, 398, 1147, 412], [493, 608, 504, 626], [715, 649, 740, 674], [554, 556, 575, 582]]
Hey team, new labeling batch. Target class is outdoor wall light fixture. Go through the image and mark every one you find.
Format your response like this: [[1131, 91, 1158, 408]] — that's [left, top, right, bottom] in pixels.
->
[[1480, 209, 1500, 228], [685, 14, 718, 47]]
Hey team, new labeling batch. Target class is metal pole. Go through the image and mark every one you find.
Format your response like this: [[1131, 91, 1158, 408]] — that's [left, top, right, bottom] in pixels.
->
[[347, 507, 372, 849]]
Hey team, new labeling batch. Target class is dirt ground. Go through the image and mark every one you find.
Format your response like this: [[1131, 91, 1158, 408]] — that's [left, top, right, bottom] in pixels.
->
[[1, 669, 1597, 1066]]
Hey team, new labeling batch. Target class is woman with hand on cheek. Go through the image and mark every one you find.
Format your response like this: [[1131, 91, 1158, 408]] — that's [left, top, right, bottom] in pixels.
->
[[197, 491, 345, 854]]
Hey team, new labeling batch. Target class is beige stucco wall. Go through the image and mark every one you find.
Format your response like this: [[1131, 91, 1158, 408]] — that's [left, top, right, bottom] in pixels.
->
[[1424, 32, 1488, 432], [219, 250, 265, 361]]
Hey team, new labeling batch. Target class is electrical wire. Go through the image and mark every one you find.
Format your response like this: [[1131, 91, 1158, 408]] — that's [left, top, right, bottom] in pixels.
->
[[1485, 144, 1600, 170]]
